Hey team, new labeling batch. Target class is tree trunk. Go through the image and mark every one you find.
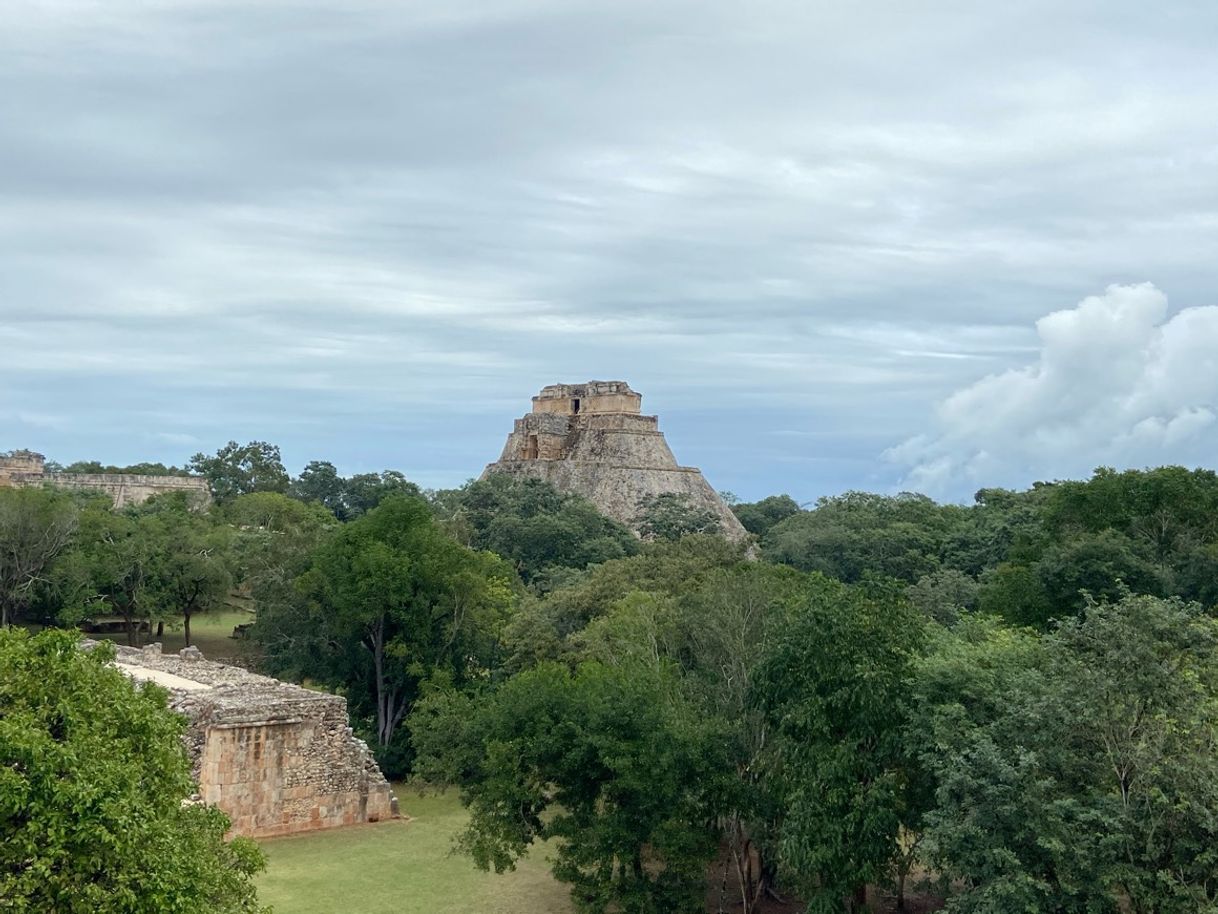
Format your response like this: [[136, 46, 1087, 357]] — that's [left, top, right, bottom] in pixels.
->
[[850, 883, 868, 912], [183, 610, 192, 647], [155, 620, 164, 638]]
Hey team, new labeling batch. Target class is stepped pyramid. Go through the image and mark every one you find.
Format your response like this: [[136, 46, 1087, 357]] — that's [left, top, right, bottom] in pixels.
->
[[482, 381, 747, 541]]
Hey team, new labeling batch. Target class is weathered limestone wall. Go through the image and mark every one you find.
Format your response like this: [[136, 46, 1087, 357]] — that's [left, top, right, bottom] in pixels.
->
[[47, 472, 210, 507], [532, 380, 643, 416], [485, 381, 748, 541], [109, 643, 397, 839], [0, 450, 209, 507]]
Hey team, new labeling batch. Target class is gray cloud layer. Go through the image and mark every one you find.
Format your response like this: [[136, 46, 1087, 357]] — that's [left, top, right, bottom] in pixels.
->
[[3, 1, 1217, 500]]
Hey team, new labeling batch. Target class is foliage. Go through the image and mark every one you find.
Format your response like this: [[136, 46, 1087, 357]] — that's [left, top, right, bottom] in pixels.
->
[[754, 575, 925, 913], [906, 568, 981, 624], [914, 596, 1218, 914], [189, 440, 290, 502], [434, 474, 638, 583], [141, 497, 233, 647], [59, 460, 187, 476], [633, 492, 723, 541], [0, 486, 79, 626], [763, 491, 961, 584], [291, 460, 421, 521], [51, 500, 153, 642], [258, 496, 516, 776], [0, 628, 266, 913], [414, 661, 730, 914], [732, 493, 802, 537]]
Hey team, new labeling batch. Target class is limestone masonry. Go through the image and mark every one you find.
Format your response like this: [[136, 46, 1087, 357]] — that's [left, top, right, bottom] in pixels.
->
[[483, 381, 747, 541], [103, 642, 397, 839], [0, 450, 210, 507]]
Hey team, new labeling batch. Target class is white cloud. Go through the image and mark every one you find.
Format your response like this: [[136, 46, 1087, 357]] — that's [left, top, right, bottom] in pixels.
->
[[888, 283, 1218, 498]]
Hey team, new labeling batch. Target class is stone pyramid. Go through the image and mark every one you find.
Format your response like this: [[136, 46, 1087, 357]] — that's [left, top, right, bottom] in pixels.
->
[[482, 381, 747, 541]]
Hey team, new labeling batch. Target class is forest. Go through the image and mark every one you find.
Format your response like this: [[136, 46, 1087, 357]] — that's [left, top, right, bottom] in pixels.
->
[[4, 441, 1218, 914]]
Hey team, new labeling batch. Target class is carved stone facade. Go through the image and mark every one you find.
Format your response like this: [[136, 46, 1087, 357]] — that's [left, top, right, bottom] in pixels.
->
[[106, 643, 398, 839], [0, 450, 210, 507], [484, 381, 747, 541]]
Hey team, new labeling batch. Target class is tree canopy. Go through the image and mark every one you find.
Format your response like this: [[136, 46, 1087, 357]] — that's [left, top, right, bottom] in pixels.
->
[[0, 628, 266, 913]]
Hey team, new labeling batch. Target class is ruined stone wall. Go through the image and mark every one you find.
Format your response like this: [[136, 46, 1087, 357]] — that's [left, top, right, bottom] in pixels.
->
[[111, 644, 396, 839], [47, 473, 210, 507], [0, 450, 210, 507]]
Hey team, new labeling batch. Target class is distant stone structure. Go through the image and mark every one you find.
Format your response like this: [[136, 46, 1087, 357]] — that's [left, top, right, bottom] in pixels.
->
[[106, 642, 397, 839], [484, 381, 747, 541], [0, 449, 209, 507]]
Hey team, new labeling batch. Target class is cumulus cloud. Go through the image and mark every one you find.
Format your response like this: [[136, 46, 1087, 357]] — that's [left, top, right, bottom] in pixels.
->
[[889, 283, 1218, 498]]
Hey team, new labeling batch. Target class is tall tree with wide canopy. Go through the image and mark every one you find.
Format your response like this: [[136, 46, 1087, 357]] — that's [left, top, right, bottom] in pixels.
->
[[754, 575, 925, 913], [413, 660, 731, 914], [188, 440, 289, 503], [284, 496, 516, 772]]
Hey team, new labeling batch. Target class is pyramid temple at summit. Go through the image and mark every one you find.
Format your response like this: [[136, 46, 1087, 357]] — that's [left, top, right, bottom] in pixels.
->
[[483, 381, 747, 541]]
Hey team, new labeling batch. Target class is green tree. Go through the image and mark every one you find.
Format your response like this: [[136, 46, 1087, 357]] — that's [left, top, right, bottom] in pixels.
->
[[142, 499, 233, 647], [633, 492, 723, 541], [916, 596, 1218, 913], [189, 440, 289, 502], [436, 475, 638, 583], [0, 487, 78, 626], [906, 568, 981, 624], [754, 575, 925, 913], [413, 660, 730, 914], [53, 502, 154, 645], [764, 491, 960, 584], [0, 628, 266, 913], [266, 496, 516, 775], [290, 459, 345, 514], [341, 470, 421, 520], [732, 493, 802, 538]]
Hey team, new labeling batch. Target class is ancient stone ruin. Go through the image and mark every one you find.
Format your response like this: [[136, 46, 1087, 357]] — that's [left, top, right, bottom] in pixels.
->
[[105, 642, 397, 839], [0, 449, 210, 507], [484, 381, 747, 541]]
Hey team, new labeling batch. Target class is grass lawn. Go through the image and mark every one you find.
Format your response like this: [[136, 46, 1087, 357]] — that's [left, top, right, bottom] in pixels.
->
[[89, 607, 254, 663], [255, 789, 573, 914]]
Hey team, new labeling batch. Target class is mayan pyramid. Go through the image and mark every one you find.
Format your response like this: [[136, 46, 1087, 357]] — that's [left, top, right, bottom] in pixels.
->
[[482, 381, 747, 541]]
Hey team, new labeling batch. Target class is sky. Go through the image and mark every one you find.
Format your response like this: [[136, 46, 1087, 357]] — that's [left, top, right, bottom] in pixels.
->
[[3, 0, 1218, 503]]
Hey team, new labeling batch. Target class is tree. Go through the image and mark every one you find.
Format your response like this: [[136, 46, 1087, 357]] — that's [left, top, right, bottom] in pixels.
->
[[142, 498, 233, 647], [341, 470, 421, 520], [0, 487, 78, 626], [289, 462, 421, 521], [413, 660, 730, 914], [915, 596, 1218, 913], [60, 460, 186, 476], [436, 475, 638, 583], [754, 575, 924, 913], [733, 494, 802, 538], [634, 492, 723, 541], [267, 496, 516, 776], [53, 502, 154, 645], [0, 628, 266, 913], [763, 491, 959, 584], [189, 441, 289, 502], [290, 459, 345, 514], [906, 568, 981, 624]]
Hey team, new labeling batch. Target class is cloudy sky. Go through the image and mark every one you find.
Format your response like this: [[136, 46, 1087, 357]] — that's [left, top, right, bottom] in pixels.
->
[[3, 1, 1218, 502]]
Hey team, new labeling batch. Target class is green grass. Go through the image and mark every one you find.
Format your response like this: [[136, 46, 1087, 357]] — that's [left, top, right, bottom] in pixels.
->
[[255, 789, 572, 914], [90, 608, 253, 662]]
